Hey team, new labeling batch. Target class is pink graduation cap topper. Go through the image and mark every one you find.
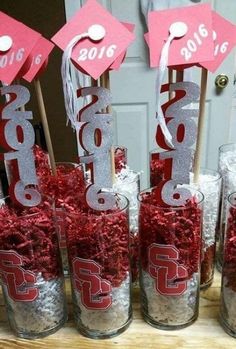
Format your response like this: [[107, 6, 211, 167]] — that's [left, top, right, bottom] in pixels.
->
[[200, 11, 236, 72], [22, 36, 55, 82], [51, 0, 135, 79], [0, 11, 41, 84], [109, 22, 135, 71], [148, 3, 214, 68]]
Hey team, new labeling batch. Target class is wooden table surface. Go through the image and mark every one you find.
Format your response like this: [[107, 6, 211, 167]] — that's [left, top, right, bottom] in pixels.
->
[[0, 270, 235, 349]]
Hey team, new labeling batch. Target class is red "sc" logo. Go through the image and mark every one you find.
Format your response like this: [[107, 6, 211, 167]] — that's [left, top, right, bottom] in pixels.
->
[[0, 250, 39, 302], [148, 244, 187, 296], [73, 257, 112, 310]]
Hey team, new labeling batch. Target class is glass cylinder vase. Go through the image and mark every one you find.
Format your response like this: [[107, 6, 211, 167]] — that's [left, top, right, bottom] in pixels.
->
[[217, 163, 236, 271], [138, 187, 203, 330], [220, 192, 236, 337], [66, 193, 132, 339], [0, 198, 67, 339], [217, 143, 236, 263]]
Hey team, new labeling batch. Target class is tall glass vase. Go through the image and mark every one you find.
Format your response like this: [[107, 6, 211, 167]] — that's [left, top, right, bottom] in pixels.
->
[[220, 192, 236, 337], [0, 198, 67, 339], [66, 193, 132, 339], [217, 164, 236, 271], [138, 187, 203, 329]]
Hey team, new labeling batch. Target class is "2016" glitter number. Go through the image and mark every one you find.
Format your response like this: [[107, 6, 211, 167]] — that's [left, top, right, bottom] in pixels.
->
[[0, 85, 41, 207]]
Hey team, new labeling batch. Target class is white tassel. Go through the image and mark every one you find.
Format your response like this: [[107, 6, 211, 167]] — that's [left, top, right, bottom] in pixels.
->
[[61, 33, 87, 129], [61, 24, 106, 129], [155, 22, 188, 147]]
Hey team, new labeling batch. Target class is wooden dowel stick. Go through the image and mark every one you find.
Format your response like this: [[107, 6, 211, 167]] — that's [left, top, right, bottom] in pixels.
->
[[99, 74, 107, 113], [34, 78, 57, 176], [176, 70, 184, 82], [91, 77, 98, 104], [91, 78, 100, 146], [104, 71, 111, 114], [20, 104, 25, 112], [99, 71, 115, 182], [16, 79, 25, 112], [193, 68, 208, 183], [168, 68, 174, 100], [103, 71, 114, 179], [91, 77, 97, 87]]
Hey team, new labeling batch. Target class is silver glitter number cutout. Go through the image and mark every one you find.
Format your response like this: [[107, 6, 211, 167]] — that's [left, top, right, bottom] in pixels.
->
[[79, 86, 115, 210], [157, 81, 200, 206], [0, 85, 41, 207]]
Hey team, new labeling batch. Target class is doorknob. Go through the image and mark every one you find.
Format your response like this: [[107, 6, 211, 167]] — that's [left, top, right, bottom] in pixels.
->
[[215, 74, 229, 89]]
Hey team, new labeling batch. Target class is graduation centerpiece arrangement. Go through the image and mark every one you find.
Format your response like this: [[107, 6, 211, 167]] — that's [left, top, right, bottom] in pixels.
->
[[0, 11, 67, 339], [52, 0, 136, 339], [0, 0, 236, 341], [142, 2, 236, 331]]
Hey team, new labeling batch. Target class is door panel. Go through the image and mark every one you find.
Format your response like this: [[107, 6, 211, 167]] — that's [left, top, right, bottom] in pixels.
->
[[104, 0, 156, 188], [113, 103, 149, 184]]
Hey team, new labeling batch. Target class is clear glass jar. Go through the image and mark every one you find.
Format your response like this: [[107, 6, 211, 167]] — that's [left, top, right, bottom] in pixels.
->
[[113, 170, 140, 283], [217, 163, 236, 271], [66, 193, 132, 339], [138, 187, 204, 329], [217, 143, 236, 266], [220, 192, 236, 337], [0, 198, 67, 339], [188, 169, 222, 289]]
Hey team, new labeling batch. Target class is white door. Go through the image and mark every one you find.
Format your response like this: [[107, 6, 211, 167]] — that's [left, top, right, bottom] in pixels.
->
[[64, 0, 236, 189]]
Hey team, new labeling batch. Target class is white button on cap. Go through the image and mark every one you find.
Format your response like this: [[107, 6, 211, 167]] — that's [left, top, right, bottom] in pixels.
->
[[0, 35, 13, 52], [88, 24, 106, 41], [169, 22, 188, 38]]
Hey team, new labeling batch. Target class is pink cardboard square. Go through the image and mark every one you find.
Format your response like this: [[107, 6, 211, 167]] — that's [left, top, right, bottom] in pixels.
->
[[148, 3, 214, 68], [23, 36, 54, 82], [200, 11, 236, 72], [0, 11, 41, 84], [52, 0, 135, 79]]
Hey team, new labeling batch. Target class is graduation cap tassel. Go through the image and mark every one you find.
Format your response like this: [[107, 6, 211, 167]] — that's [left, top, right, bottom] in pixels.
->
[[61, 34, 85, 129], [156, 21, 188, 148], [61, 24, 106, 130]]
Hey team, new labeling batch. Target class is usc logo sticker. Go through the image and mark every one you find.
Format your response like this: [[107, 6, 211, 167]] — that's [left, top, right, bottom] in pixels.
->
[[73, 257, 112, 310], [0, 250, 38, 302], [148, 244, 187, 296]]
